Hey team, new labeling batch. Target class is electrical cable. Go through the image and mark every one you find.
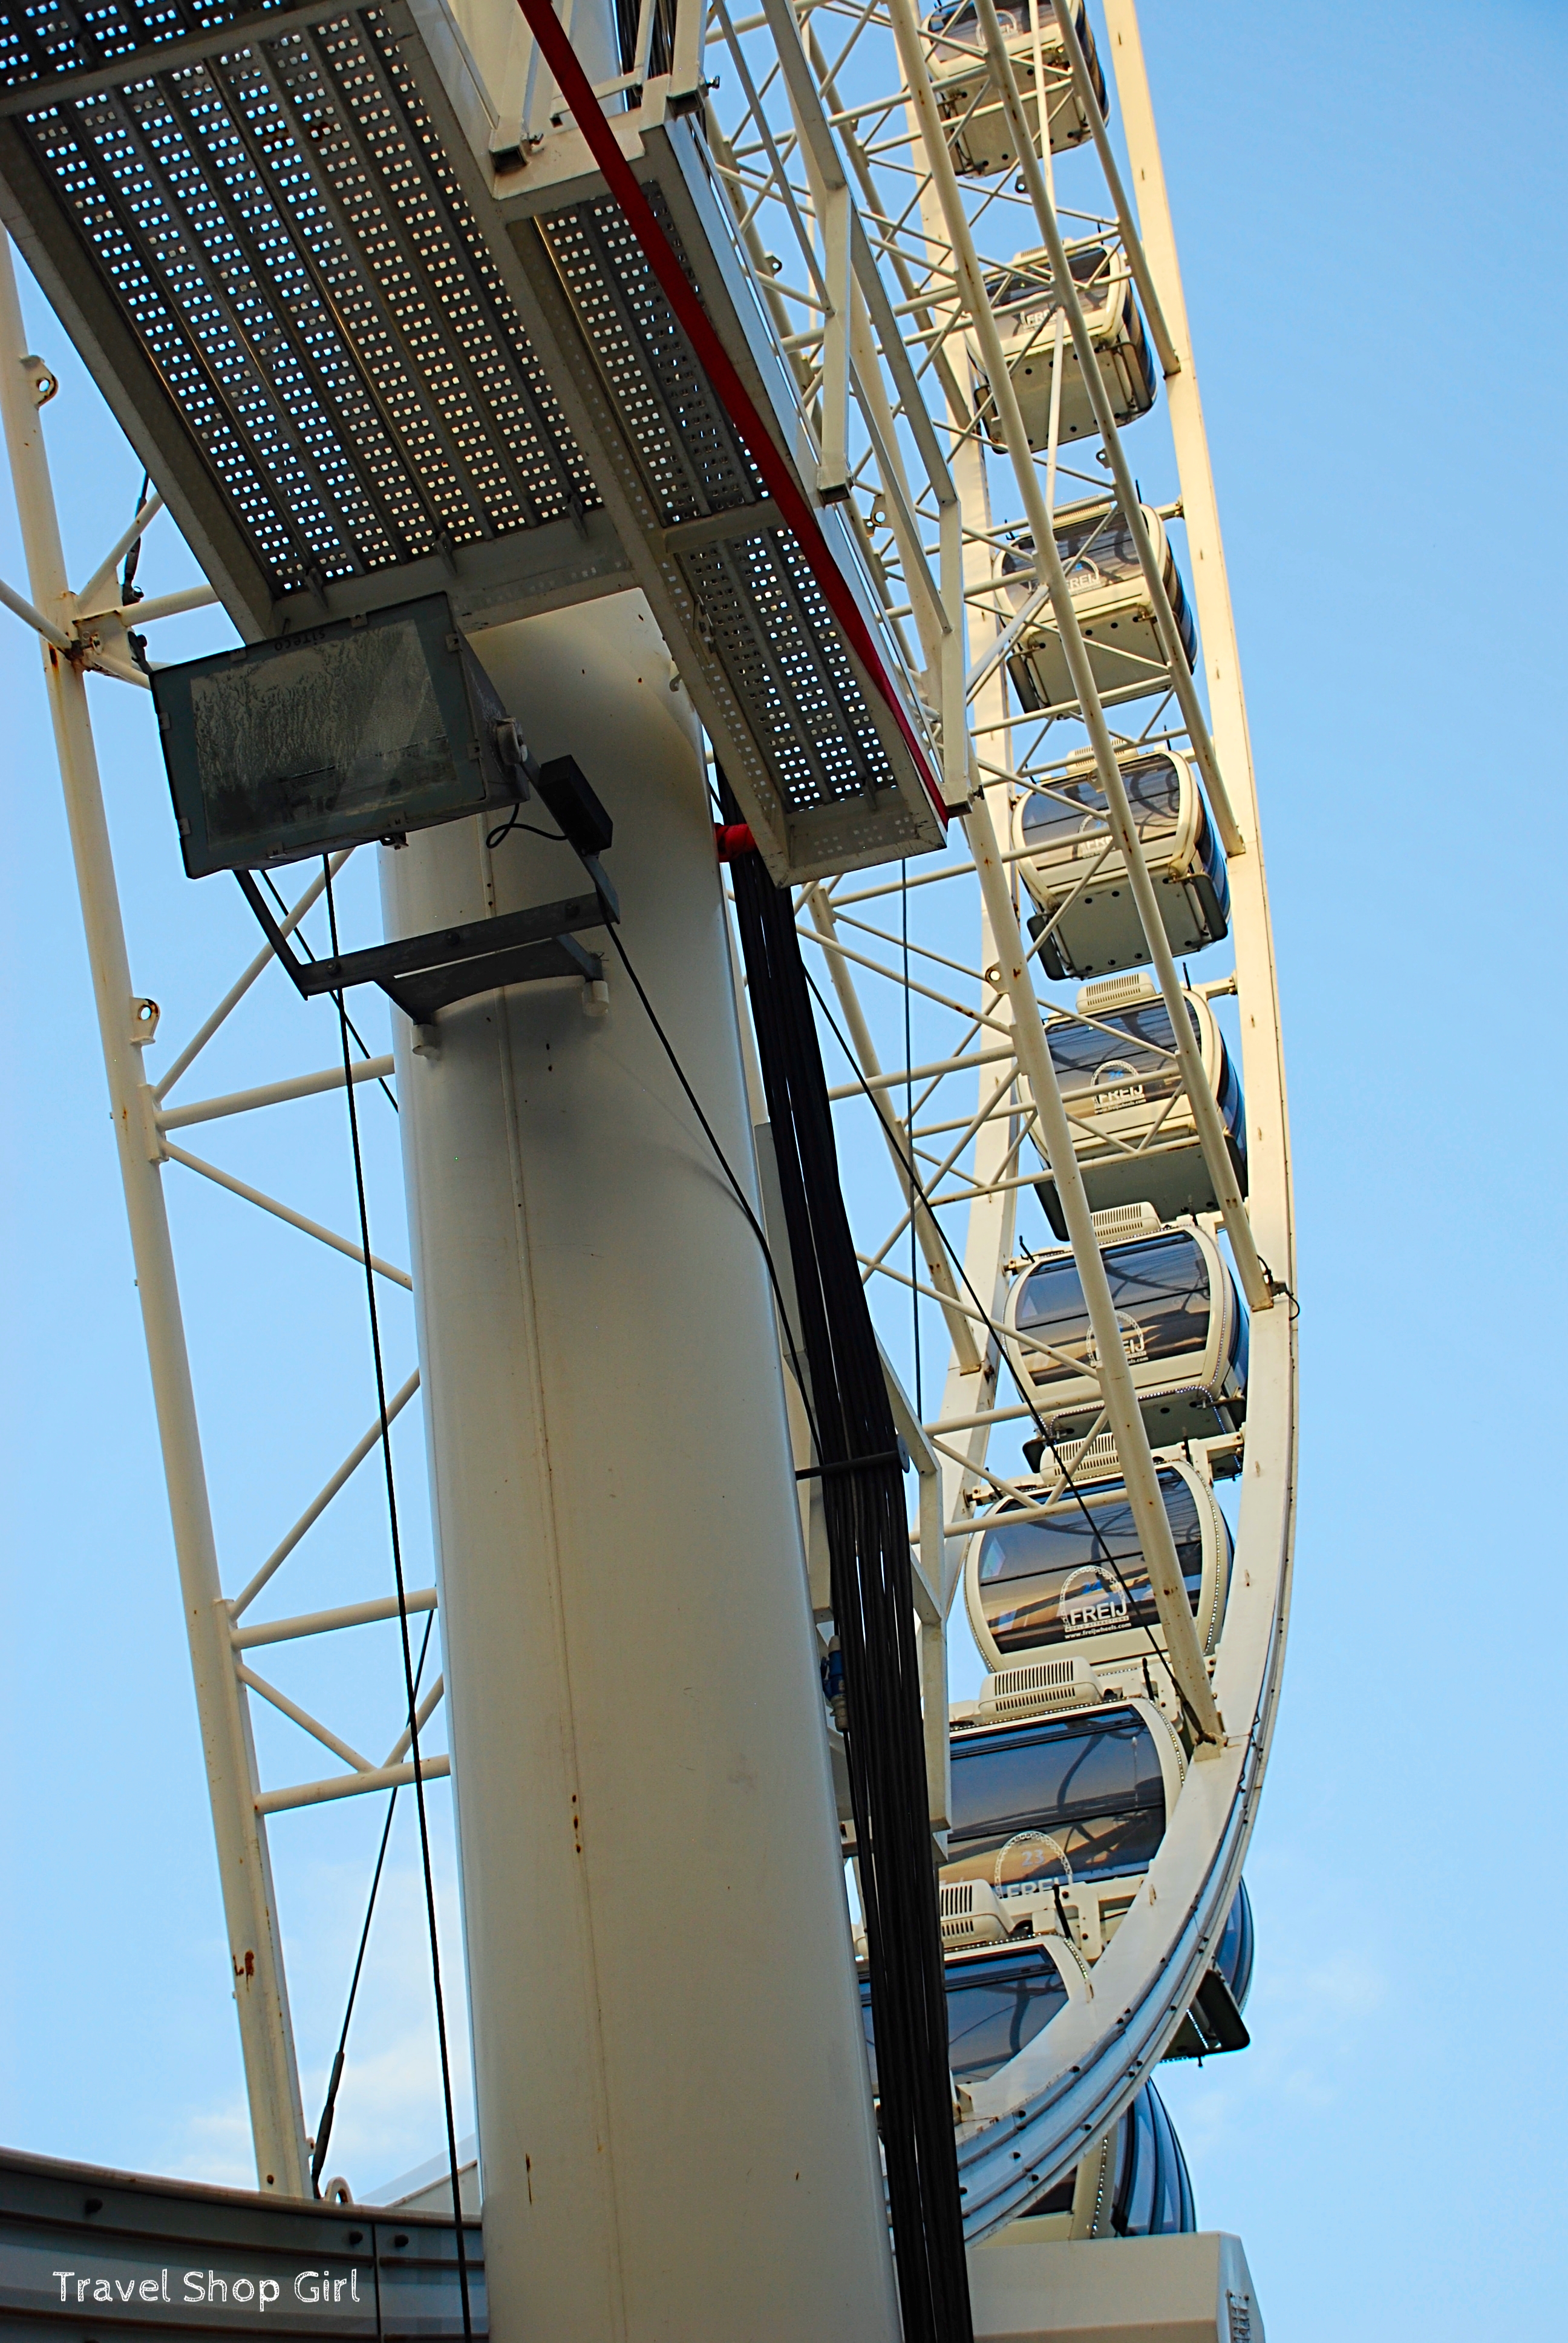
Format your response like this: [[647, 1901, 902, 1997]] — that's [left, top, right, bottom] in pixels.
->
[[119, 468, 150, 605], [260, 868, 397, 1113], [484, 807, 569, 853], [604, 921, 823, 1459], [724, 795, 973, 2343], [903, 859, 921, 1420], [309, 1610, 436, 2195], [477, 809, 818, 1424], [323, 861, 473, 2336]]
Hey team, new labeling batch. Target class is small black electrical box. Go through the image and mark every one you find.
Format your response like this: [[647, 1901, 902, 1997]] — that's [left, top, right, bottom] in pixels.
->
[[534, 755, 613, 859]]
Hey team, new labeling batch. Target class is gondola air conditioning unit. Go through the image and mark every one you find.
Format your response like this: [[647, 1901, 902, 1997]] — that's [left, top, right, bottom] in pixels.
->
[[1002, 1221, 1248, 1446], [925, 1, 1107, 176], [939, 1878, 1011, 1948], [1014, 750, 1229, 980], [0, 0, 946, 883], [1003, 499, 1196, 716], [965, 1461, 1231, 1682], [972, 244, 1156, 451], [1026, 975, 1246, 1234], [975, 1653, 1108, 1719]]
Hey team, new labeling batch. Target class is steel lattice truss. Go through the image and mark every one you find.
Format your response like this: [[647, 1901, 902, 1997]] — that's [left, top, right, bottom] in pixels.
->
[[0, 0, 1296, 2239]]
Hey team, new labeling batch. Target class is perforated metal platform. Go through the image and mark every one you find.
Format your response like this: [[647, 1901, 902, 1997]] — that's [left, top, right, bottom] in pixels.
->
[[0, 0, 946, 877], [542, 188, 906, 824], [0, 1, 632, 630]]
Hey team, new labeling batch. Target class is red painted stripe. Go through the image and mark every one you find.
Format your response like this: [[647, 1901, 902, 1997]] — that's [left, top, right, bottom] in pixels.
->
[[511, 0, 947, 829]]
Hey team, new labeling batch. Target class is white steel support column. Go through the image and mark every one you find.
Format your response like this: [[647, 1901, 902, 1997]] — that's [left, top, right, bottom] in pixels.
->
[[0, 237, 310, 2196], [385, 593, 900, 2343]]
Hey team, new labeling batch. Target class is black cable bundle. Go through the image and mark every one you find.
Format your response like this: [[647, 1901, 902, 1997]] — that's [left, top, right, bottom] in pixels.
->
[[727, 823, 973, 2343]]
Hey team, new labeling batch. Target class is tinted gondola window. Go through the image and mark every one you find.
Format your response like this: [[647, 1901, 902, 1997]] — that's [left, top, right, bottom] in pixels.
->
[[1056, 505, 1142, 586], [944, 1948, 1071, 2086], [859, 1945, 1069, 2093], [975, 1470, 1203, 1656], [1002, 507, 1144, 606], [1020, 754, 1182, 854], [1214, 1880, 1255, 2012], [930, 0, 1063, 37], [1013, 1231, 1212, 1383], [1227, 1300, 1249, 1389], [1116, 2085, 1159, 2235], [1111, 2079, 1195, 2235], [1218, 1044, 1246, 1167], [1043, 998, 1201, 1097], [987, 243, 1114, 320], [1146, 2082, 1195, 2233], [944, 1711, 1166, 1889]]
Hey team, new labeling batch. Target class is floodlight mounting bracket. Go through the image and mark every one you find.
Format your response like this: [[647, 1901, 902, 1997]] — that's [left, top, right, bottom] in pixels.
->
[[235, 755, 619, 1025]]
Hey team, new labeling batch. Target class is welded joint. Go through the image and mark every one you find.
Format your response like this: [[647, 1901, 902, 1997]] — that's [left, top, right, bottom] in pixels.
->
[[132, 1079, 165, 1165]]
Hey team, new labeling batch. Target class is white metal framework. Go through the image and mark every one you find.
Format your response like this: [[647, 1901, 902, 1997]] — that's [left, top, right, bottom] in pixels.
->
[[0, 0, 1295, 2306]]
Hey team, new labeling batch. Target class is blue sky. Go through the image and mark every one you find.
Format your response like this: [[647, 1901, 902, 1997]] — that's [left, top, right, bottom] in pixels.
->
[[2, 4, 1565, 2336]]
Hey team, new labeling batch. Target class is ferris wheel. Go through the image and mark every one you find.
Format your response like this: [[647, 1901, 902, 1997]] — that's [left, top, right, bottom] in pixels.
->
[[0, 4, 1295, 2339]]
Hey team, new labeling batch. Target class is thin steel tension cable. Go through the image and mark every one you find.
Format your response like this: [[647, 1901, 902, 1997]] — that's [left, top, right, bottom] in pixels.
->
[[261, 867, 396, 1112], [604, 920, 825, 1461], [323, 860, 473, 2338], [310, 1609, 436, 2194]]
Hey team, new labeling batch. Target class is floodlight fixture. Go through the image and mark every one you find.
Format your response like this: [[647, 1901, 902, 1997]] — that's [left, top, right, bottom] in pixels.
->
[[152, 594, 524, 879], [149, 588, 619, 1024]]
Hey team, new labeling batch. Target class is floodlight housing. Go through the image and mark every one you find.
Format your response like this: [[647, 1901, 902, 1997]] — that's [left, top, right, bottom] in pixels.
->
[[152, 593, 520, 877]]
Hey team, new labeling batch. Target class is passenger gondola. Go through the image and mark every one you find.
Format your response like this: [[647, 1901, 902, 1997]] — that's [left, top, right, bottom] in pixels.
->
[[973, 243, 1157, 451], [1214, 1875, 1255, 2013], [939, 1700, 1184, 1962], [1026, 976, 1246, 1233], [1001, 2076, 1197, 2240], [1165, 1878, 1255, 2062], [964, 1460, 1231, 1699], [1002, 1221, 1248, 1446], [925, 1, 1108, 175], [1003, 499, 1197, 715], [860, 1939, 1077, 2094], [1014, 750, 1230, 980], [860, 1935, 1203, 2227]]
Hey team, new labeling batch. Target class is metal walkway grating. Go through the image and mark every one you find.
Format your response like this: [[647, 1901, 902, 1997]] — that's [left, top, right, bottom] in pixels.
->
[[543, 188, 898, 818], [0, 5, 944, 873], [1, 1, 598, 603]]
